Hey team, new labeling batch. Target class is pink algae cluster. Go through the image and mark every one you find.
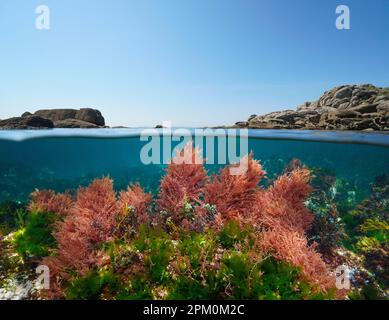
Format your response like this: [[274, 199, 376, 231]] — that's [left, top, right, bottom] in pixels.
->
[[29, 143, 337, 298]]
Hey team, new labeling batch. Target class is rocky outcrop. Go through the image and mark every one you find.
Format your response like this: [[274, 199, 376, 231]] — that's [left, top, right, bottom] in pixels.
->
[[34, 109, 78, 122], [34, 108, 105, 126], [0, 108, 106, 129], [0, 115, 54, 129], [236, 84, 389, 131], [74, 108, 105, 126], [54, 119, 100, 128]]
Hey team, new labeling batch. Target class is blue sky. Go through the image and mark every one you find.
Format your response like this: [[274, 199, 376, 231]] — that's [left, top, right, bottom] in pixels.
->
[[0, 0, 388, 127]]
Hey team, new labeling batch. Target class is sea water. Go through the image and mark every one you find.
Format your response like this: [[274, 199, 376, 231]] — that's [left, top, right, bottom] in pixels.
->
[[0, 129, 388, 203]]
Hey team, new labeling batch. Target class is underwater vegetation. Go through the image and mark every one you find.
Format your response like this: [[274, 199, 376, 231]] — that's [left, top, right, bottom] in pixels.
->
[[305, 168, 389, 300], [0, 144, 387, 300], [340, 175, 389, 298]]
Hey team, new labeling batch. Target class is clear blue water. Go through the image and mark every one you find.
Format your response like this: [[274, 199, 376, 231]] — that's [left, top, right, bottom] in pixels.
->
[[0, 129, 388, 203]]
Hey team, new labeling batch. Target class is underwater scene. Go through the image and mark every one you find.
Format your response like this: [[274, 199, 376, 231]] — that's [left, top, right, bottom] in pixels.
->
[[0, 129, 388, 300]]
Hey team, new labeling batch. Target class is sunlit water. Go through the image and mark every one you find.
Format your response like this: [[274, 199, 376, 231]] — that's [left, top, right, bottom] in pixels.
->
[[0, 129, 388, 203]]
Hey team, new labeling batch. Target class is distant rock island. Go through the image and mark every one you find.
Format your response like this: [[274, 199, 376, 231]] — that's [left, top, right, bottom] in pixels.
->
[[234, 84, 389, 131], [0, 108, 105, 129]]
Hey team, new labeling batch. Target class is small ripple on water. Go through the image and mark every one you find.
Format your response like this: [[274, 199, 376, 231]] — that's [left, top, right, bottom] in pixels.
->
[[0, 128, 388, 146]]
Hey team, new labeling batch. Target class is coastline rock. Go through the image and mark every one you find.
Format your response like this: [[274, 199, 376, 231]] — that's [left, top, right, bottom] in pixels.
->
[[34, 108, 105, 127], [235, 121, 249, 127], [53, 119, 100, 128], [377, 101, 389, 113], [1, 108, 106, 129], [75, 108, 105, 126], [334, 86, 353, 100], [21, 112, 32, 117], [34, 109, 78, 122], [239, 84, 389, 130], [0, 115, 54, 129]]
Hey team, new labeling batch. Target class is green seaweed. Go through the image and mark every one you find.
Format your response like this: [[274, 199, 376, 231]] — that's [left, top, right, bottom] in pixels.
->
[[0, 201, 27, 234], [13, 211, 58, 257]]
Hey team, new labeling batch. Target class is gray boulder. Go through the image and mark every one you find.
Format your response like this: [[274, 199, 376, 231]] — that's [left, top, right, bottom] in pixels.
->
[[235, 121, 249, 127], [75, 108, 105, 126], [21, 112, 32, 117], [33, 108, 105, 126], [377, 101, 389, 113], [0, 115, 54, 129], [326, 110, 362, 119], [334, 86, 353, 100], [54, 119, 100, 128], [34, 109, 78, 122], [350, 104, 378, 114]]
